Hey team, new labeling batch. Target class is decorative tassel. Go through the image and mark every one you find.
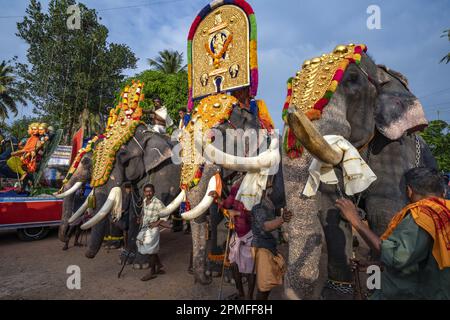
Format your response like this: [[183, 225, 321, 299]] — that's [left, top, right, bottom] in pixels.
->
[[88, 194, 96, 209]]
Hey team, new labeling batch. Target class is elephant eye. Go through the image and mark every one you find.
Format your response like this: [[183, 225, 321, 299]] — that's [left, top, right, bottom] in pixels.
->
[[347, 72, 359, 82], [379, 80, 390, 87]]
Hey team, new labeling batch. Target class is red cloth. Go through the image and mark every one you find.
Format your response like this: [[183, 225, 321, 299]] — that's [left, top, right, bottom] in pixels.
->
[[70, 127, 83, 165], [221, 182, 252, 237]]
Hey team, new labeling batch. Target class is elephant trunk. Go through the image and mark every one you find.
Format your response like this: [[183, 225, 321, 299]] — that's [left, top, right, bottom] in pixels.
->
[[84, 192, 109, 258], [58, 182, 80, 242]]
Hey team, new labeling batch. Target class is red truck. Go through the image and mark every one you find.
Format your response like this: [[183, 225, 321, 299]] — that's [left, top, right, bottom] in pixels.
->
[[0, 196, 63, 240]]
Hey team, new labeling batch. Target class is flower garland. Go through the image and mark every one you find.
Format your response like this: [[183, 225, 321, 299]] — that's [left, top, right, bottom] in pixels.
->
[[62, 135, 104, 185], [281, 78, 303, 159], [312, 45, 367, 113], [61, 81, 145, 189], [90, 120, 144, 187]]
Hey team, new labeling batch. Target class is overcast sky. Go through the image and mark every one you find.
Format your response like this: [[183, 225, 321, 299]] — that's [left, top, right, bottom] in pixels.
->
[[1, 0, 449, 128]]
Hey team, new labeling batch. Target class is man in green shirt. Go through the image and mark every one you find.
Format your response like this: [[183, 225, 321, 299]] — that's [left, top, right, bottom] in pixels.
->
[[336, 167, 450, 299]]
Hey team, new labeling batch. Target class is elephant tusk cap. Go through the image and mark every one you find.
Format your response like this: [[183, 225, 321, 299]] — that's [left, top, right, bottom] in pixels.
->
[[54, 182, 83, 199], [287, 110, 342, 165]]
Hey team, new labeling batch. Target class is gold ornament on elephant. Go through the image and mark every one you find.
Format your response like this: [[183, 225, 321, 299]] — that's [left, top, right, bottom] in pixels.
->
[[90, 80, 145, 187], [191, 5, 250, 99], [290, 44, 366, 119], [179, 94, 238, 189]]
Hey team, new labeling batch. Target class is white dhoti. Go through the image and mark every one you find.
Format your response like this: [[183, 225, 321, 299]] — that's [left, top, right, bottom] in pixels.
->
[[136, 226, 160, 255]]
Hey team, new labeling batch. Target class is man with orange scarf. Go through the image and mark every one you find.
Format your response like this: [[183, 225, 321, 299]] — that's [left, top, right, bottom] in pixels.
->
[[336, 167, 450, 299]]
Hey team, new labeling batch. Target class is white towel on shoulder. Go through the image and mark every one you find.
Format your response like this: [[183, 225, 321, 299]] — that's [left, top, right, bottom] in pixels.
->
[[303, 135, 377, 197]]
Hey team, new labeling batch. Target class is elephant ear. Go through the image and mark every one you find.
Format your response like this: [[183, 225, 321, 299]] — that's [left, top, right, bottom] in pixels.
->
[[374, 65, 428, 140], [143, 133, 174, 172]]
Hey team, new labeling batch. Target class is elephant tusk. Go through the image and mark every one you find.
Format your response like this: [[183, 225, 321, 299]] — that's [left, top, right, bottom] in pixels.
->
[[287, 110, 342, 165], [68, 190, 93, 224], [159, 190, 186, 218], [54, 182, 83, 199], [181, 176, 217, 221], [81, 187, 121, 230], [203, 135, 280, 172]]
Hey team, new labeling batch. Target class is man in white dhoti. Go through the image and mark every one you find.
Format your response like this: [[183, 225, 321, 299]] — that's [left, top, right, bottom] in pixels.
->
[[145, 97, 173, 134], [137, 184, 167, 281]]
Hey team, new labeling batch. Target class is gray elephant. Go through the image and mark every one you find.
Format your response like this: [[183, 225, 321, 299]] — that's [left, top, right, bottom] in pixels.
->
[[284, 44, 437, 299], [155, 95, 286, 285], [57, 126, 181, 264]]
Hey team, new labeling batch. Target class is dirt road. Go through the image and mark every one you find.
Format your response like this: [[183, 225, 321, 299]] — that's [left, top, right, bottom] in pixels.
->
[[0, 228, 283, 300]]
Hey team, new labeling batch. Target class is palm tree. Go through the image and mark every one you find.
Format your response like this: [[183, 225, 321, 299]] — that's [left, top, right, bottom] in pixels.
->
[[0, 61, 25, 119], [440, 29, 450, 64], [147, 50, 187, 73]]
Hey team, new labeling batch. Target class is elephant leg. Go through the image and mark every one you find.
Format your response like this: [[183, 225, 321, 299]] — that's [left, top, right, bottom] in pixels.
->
[[191, 215, 212, 285], [85, 218, 109, 258], [283, 155, 325, 300], [209, 203, 224, 255], [317, 182, 353, 299]]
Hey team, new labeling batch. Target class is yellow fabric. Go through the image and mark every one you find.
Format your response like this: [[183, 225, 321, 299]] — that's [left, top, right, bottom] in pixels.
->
[[7, 156, 26, 176], [381, 197, 450, 270], [252, 247, 286, 292]]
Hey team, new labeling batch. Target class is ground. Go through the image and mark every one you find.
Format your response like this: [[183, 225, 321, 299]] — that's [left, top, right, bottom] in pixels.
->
[[0, 227, 284, 300]]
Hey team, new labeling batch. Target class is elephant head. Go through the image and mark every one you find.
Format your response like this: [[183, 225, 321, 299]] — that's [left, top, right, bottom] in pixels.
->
[[57, 125, 181, 259], [284, 44, 435, 299]]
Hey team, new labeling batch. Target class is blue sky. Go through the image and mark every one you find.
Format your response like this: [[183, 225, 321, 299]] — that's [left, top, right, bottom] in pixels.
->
[[1, 0, 449, 128]]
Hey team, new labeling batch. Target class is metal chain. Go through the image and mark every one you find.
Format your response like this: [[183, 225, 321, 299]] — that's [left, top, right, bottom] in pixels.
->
[[325, 279, 354, 295], [415, 134, 421, 168]]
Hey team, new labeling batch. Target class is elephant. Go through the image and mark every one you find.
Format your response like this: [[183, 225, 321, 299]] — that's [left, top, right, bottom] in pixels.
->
[[283, 46, 437, 299], [56, 126, 181, 264], [157, 96, 286, 285]]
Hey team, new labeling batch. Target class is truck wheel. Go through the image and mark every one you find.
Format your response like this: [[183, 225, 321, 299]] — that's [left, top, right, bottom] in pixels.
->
[[17, 227, 50, 241]]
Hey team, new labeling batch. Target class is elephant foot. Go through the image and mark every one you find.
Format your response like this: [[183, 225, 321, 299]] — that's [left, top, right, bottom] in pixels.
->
[[194, 273, 212, 285]]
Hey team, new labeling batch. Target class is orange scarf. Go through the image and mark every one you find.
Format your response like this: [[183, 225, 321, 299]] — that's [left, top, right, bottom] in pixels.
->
[[381, 197, 450, 270], [22, 135, 39, 153]]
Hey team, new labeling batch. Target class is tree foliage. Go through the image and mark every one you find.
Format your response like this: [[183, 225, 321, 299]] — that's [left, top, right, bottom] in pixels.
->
[[0, 60, 27, 120], [147, 50, 187, 74], [15, 0, 137, 142], [420, 120, 450, 172], [123, 69, 188, 123], [1, 115, 44, 140]]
